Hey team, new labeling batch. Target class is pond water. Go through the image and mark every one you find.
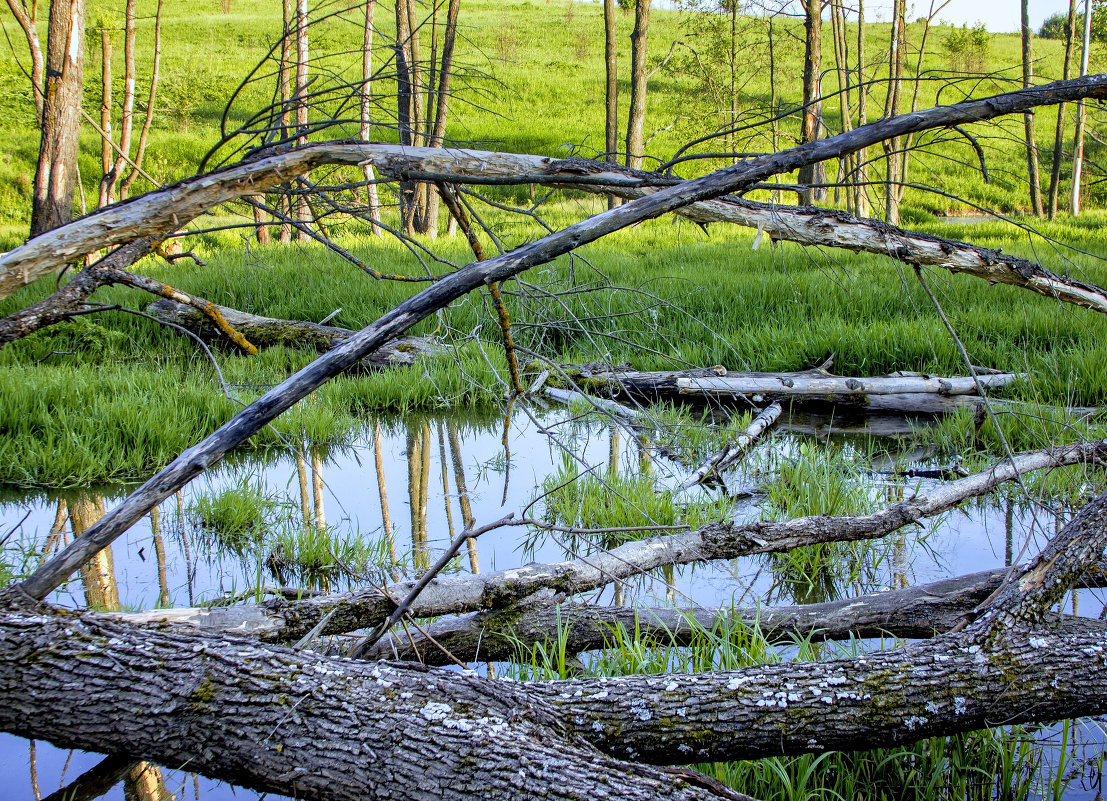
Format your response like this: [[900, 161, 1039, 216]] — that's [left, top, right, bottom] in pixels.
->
[[0, 403, 1103, 800]]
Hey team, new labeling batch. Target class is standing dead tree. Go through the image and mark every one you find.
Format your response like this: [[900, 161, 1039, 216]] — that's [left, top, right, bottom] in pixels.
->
[[3, 77, 1107, 800]]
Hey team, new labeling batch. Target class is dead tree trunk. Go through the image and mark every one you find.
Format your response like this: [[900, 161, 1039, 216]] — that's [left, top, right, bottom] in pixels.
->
[[361, 0, 382, 236], [5, 0, 45, 124], [604, 0, 620, 209], [1021, 0, 1043, 216], [625, 0, 650, 171], [1071, 0, 1093, 215], [882, 0, 906, 224], [797, 0, 823, 205], [1048, 0, 1077, 218], [30, 0, 86, 237]]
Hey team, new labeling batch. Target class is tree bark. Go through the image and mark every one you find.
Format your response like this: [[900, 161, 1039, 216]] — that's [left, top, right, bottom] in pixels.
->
[[1048, 0, 1077, 219], [31, 0, 86, 237], [1021, 0, 1043, 216], [625, 0, 650, 170], [604, 0, 621, 209], [293, 0, 311, 240], [882, 0, 906, 224], [360, 0, 382, 236], [119, 0, 162, 199], [797, 0, 823, 205]]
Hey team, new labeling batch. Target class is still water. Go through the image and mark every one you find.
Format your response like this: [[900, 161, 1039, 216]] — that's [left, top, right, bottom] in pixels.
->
[[0, 404, 1102, 800]]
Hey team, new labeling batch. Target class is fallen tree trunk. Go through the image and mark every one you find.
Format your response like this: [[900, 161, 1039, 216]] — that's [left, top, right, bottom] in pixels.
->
[[360, 565, 1107, 665], [111, 442, 1107, 643], [3, 489, 1106, 799], [145, 299, 438, 366], [8, 137, 1107, 317]]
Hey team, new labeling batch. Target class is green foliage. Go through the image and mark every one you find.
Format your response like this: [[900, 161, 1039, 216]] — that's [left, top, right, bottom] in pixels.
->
[[1039, 12, 1071, 39], [266, 525, 380, 590], [944, 23, 991, 72], [188, 481, 280, 556]]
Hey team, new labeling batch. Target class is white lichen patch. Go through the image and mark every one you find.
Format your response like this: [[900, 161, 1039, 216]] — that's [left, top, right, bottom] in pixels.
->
[[420, 701, 453, 722], [904, 716, 928, 730], [953, 697, 968, 715]]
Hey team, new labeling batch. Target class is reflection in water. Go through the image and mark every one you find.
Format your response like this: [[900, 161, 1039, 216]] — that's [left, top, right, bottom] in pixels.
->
[[0, 407, 1101, 799]]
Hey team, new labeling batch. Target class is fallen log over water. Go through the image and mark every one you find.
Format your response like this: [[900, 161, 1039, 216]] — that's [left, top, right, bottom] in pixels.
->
[[3, 488, 1107, 800], [684, 401, 782, 488], [560, 364, 1023, 414], [360, 564, 1107, 665], [145, 299, 437, 367], [112, 441, 1107, 643]]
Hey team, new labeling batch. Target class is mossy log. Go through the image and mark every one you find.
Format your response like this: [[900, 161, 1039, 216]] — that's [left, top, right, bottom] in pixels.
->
[[145, 298, 437, 367]]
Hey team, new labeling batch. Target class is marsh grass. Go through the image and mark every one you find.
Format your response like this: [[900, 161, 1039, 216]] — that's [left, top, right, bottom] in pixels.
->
[[187, 481, 281, 557]]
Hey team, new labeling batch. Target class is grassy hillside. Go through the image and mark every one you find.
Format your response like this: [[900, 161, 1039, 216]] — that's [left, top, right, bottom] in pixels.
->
[[0, 0, 1097, 244]]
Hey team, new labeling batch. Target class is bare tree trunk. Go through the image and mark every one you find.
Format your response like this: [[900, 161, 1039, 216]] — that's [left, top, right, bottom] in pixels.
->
[[854, 0, 868, 216], [119, 0, 163, 199], [1021, 0, 1043, 216], [361, 0, 382, 237], [1071, 0, 1092, 215], [882, 0, 905, 224], [104, 0, 137, 204], [830, 0, 853, 211], [418, 0, 460, 238], [31, 0, 86, 237], [797, 0, 823, 205], [1048, 0, 1077, 219], [405, 0, 427, 233], [394, 0, 416, 232], [604, 0, 621, 209], [294, 0, 311, 240], [279, 0, 293, 243], [97, 28, 113, 209], [5, 0, 45, 124], [625, 0, 650, 170]]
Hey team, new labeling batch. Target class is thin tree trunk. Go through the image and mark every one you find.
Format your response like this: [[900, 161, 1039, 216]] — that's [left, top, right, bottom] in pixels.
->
[[294, 0, 310, 240], [1048, 0, 1077, 218], [279, 0, 293, 242], [6, 0, 45, 124], [882, 0, 906, 224], [419, 0, 460, 238], [830, 0, 853, 212], [854, 0, 868, 215], [97, 29, 113, 209], [361, 0, 382, 236], [104, 0, 136, 204], [797, 0, 823, 205], [373, 419, 400, 578], [625, 0, 650, 170], [119, 0, 162, 199], [1071, 0, 1092, 215], [394, 0, 415, 231], [604, 0, 621, 208], [1022, 0, 1043, 216]]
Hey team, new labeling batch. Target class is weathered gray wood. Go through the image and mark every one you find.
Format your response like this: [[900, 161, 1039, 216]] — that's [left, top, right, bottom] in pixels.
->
[[676, 373, 1017, 397], [145, 299, 438, 366], [359, 566, 1107, 664], [5, 77, 1107, 312], [543, 386, 645, 421], [109, 442, 1107, 643], [684, 402, 782, 488], [15, 77, 1107, 603]]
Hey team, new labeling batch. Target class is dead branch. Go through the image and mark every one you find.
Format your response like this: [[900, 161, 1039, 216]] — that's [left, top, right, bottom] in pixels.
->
[[684, 401, 782, 488]]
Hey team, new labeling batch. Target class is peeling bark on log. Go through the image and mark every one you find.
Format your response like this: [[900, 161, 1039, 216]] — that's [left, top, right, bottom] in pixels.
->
[[110, 443, 1107, 644], [360, 565, 1107, 665], [16, 77, 1107, 604], [145, 299, 438, 367]]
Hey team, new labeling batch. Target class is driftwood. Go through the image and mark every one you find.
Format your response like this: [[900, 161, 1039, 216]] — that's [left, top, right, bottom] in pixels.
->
[[109, 442, 1107, 644], [543, 386, 645, 422], [3, 486, 1107, 800], [683, 402, 782, 488], [560, 364, 1020, 415], [145, 299, 438, 366]]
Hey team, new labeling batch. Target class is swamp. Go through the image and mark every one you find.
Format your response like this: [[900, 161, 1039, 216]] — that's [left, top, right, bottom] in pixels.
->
[[4, 1, 1107, 800]]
